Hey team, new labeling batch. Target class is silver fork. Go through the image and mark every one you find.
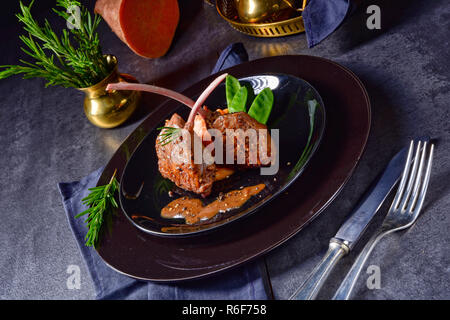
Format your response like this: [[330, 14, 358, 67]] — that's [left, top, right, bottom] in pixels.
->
[[332, 140, 434, 300]]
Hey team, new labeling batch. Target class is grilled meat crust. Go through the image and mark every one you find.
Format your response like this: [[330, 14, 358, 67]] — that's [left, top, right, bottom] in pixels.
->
[[155, 113, 216, 197], [155, 111, 273, 196], [210, 112, 273, 168]]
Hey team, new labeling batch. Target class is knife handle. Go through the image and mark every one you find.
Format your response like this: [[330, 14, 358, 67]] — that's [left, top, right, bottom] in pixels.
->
[[332, 230, 387, 300], [290, 239, 350, 300]]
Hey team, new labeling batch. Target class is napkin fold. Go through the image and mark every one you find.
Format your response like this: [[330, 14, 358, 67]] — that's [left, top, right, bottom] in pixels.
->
[[302, 0, 355, 47], [58, 43, 270, 300], [211, 0, 358, 48]]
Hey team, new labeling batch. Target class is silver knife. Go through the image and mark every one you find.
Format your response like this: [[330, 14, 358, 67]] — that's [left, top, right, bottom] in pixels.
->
[[290, 145, 408, 300]]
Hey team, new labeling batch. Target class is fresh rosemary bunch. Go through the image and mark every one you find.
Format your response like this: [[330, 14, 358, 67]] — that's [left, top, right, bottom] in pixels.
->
[[75, 170, 119, 247], [0, 0, 110, 88]]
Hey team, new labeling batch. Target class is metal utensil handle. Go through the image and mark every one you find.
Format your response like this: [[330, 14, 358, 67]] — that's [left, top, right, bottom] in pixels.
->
[[290, 239, 349, 300], [332, 230, 388, 300]]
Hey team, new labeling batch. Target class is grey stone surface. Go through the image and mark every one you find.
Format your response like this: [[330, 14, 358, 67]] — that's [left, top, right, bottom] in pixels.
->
[[0, 0, 448, 299]]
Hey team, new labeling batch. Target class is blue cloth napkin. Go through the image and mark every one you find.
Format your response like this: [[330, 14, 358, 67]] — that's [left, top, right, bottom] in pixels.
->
[[58, 43, 270, 300], [211, 0, 357, 48], [302, 0, 356, 47], [212, 42, 248, 74]]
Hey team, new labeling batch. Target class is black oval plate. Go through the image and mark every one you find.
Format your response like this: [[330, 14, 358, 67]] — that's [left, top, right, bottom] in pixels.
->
[[119, 73, 326, 236]]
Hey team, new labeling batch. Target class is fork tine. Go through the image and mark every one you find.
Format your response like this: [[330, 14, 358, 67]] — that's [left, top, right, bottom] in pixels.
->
[[391, 140, 415, 210], [399, 141, 423, 211], [410, 144, 434, 214], [406, 142, 428, 213]]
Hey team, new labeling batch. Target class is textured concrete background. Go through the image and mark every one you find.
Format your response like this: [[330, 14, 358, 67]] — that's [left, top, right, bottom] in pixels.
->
[[0, 0, 448, 299]]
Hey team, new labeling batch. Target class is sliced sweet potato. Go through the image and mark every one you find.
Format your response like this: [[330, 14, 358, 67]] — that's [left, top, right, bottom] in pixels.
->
[[95, 0, 180, 58]]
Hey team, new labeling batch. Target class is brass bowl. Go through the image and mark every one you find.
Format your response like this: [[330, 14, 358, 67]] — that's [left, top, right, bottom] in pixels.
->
[[78, 55, 141, 129], [234, 0, 298, 23], [216, 0, 306, 37]]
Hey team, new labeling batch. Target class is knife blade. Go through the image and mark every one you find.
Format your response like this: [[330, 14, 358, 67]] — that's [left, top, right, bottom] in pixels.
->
[[290, 145, 409, 300], [332, 145, 408, 249]]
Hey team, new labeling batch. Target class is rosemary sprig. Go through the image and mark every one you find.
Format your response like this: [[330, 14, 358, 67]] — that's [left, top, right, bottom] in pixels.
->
[[0, 0, 110, 88], [75, 170, 119, 247], [157, 126, 181, 146]]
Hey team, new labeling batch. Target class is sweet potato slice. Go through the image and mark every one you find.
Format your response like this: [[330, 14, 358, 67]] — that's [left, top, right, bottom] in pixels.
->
[[95, 0, 180, 58]]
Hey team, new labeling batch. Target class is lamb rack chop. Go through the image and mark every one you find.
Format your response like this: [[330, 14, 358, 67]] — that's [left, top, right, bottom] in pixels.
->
[[208, 111, 273, 168], [153, 74, 227, 197], [107, 74, 273, 197], [155, 113, 216, 196]]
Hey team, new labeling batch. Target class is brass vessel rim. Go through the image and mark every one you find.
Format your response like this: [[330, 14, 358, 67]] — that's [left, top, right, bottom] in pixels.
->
[[77, 54, 118, 92], [216, 1, 304, 28]]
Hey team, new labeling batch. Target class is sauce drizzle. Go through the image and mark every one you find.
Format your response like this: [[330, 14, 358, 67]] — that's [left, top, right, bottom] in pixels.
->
[[161, 184, 265, 224], [214, 167, 235, 181]]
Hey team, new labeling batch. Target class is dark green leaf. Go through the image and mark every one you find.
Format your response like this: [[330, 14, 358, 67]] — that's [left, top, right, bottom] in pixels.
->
[[287, 99, 319, 180], [226, 75, 241, 108], [248, 87, 274, 124], [228, 86, 248, 113], [242, 82, 255, 111], [307, 99, 318, 129]]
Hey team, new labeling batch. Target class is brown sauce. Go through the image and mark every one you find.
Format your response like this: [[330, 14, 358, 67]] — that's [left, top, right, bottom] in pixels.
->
[[214, 167, 235, 181], [161, 184, 265, 224]]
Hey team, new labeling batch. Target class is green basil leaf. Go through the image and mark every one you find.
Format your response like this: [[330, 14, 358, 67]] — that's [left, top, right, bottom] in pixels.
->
[[226, 75, 241, 107], [228, 86, 248, 113], [248, 87, 274, 124], [242, 82, 255, 111]]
